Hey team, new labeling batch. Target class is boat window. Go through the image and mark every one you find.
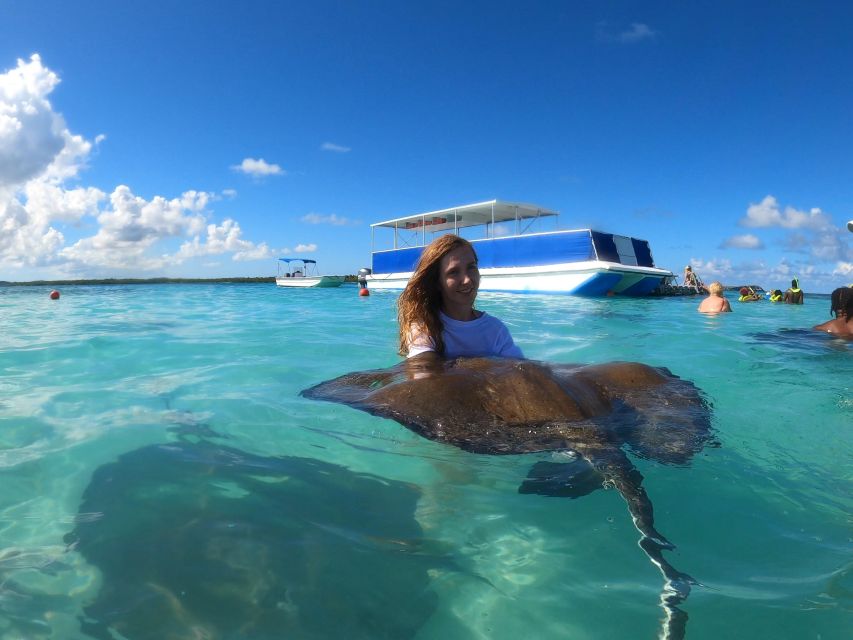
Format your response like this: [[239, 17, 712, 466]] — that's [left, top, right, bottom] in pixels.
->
[[632, 239, 655, 267], [591, 232, 620, 263], [612, 235, 639, 266]]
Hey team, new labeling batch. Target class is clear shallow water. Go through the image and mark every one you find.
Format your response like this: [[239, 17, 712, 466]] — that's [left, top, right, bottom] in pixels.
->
[[0, 283, 850, 639]]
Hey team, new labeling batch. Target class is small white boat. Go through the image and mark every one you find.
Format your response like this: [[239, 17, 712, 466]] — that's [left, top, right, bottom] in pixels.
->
[[275, 258, 344, 288]]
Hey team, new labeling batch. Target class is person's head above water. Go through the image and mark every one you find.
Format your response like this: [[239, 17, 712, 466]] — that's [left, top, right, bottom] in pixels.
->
[[708, 281, 723, 296], [791, 278, 799, 289], [397, 234, 480, 356], [739, 287, 750, 296], [829, 287, 853, 319]]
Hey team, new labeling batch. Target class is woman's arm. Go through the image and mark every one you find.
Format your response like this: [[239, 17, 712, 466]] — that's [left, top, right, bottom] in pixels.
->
[[404, 324, 436, 358]]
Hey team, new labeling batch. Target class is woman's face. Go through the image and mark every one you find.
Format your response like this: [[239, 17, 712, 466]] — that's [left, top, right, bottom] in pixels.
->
[[437, 245, 480, 311]]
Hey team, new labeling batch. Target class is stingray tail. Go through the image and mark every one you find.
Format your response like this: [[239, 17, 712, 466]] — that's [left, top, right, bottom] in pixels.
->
[[638, 536, 693, 640], [591, 450, 695, 640]]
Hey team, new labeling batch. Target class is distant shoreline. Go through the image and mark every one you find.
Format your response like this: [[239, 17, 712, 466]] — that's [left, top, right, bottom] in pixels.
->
[[0, 276, 359, 286], [0, 277, 829, 295], [0, 277, 277, 286]]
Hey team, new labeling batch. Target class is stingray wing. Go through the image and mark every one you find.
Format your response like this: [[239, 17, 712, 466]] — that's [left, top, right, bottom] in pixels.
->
[[301, 357, 613, 454]]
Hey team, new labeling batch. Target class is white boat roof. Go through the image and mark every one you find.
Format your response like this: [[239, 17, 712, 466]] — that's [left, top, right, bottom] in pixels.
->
[[371, 199, 559, 233]]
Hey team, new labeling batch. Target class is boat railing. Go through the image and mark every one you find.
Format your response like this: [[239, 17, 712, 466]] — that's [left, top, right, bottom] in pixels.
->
[[370, 200, 560, 254]]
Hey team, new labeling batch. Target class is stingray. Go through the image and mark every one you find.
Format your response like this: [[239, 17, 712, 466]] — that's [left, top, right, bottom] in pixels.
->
[[64, 441, 443, 640], [302, 354, 716, 640]]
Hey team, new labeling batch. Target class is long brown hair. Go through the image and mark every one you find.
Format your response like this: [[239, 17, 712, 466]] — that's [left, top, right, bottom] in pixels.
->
[[397, 234, 477, 356]]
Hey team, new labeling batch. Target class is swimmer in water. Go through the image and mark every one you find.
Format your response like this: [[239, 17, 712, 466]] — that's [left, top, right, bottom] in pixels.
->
[[813, 287, 853, 337]]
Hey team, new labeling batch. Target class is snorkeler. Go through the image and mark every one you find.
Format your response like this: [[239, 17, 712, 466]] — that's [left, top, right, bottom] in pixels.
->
[[813, 287, 853, 336], [784, 278, 804, 304], [769, 289, 783, 302], [397, 234, 523, 358], [738, 287, 762, 302]]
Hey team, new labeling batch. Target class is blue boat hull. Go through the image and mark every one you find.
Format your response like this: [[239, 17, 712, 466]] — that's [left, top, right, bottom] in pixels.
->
[[368, 230, 670, 296]]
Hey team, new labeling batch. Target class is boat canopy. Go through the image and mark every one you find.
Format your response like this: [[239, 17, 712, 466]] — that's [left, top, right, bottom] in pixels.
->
[[278, 258, 317, 264], [371, 200, 558, 234]]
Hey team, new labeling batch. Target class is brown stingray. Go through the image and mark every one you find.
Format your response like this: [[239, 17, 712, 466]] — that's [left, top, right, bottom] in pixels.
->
[[302, 354, 716, 640]]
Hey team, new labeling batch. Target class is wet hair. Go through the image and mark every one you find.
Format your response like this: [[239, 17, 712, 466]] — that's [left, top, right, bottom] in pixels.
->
[[397, 234, 477, 356], [708, 281, 723, 296], [774, 289, 783, 297], [829, 286, 853, 319], [791, 278, 799, 288]]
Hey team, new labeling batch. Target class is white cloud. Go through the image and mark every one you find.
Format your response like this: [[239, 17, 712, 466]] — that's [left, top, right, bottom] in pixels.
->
[[0, 54, 65, 187], [618, 23, 657, 43], [222, 188, 237, 199], [59, 186, 213, 271], [177, 218, 277, 263], [321, 142, 351, 153], [0, 55, 103, 268], [492, 223, 513, 237], [689, 258, 733, 280], [687, 255, 847, 292], [720, 234, 763, 249], [231, 157, 284, 177], [740, 195, 830, 230], [739, 195, 852, 265], [300, 212, 354, 226], [233, 244, 275, 261], [596, 22, 657, 44], [0, 55, 278, 276], [0, 193, 65, 267], [262, 242, 317, 256]]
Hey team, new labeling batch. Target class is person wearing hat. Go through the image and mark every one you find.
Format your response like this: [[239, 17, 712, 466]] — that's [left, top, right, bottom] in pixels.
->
[[683, 265, 699, 289], [783, 278, 804, 304]]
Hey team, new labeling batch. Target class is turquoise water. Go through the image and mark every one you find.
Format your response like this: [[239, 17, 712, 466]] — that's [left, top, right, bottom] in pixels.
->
[[0, 284, 850, 640]]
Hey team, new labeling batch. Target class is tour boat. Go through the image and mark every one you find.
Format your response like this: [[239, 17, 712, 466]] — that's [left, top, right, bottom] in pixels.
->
[[364, 200, 672, 296]]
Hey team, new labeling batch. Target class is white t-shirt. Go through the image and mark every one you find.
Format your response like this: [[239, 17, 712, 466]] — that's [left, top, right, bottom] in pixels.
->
[[407, 311, 524, 359]]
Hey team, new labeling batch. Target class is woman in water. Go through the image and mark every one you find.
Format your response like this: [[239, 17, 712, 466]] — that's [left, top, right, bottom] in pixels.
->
[[398, 234, 523, 358], [813, 287, 853, 336]]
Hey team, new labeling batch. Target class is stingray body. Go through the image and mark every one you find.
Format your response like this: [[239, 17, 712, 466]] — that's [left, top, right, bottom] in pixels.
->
[[302, 355, 716, 639]]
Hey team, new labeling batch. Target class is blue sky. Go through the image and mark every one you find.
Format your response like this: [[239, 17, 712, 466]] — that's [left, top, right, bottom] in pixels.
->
[[1, 0, 851, 292]]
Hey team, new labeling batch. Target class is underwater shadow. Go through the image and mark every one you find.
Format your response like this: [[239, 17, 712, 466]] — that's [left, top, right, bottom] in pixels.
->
[[749, 328, 853, 353], [65, 441, 440, 640]]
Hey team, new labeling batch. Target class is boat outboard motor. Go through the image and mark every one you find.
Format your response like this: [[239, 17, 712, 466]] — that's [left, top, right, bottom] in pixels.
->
[[357, 268, 371, 289], [357, 267, 371, 296]]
